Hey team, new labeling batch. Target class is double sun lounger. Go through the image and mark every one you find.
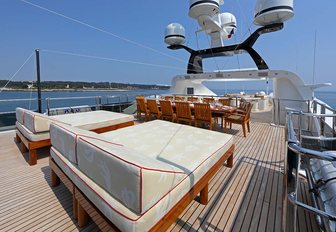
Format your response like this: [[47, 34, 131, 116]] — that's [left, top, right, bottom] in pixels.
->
[[15, 108, 235, 231], [15, 108, 134, 165]]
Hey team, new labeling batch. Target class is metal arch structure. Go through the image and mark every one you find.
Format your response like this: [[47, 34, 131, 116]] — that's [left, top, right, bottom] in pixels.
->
[[167, 23, 284, 74]]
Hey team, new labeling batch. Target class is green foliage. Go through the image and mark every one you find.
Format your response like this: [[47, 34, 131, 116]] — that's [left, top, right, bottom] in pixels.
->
[[0, 80, 169, 90]]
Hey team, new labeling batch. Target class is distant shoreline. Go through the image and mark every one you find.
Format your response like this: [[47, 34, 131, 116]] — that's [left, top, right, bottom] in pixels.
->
[[0, 88, 163, 92]]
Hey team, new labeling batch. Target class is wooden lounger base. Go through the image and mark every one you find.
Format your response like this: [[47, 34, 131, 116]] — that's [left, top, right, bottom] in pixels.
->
[[16, 129, 51, 166], [49, 144, 234, 231], [16, 121, 134, 166]]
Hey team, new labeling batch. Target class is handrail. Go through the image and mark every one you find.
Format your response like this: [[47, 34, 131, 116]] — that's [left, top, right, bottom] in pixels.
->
[[288, 192, 336, 221], [288, 142, 336, 162], [46, 96, 101, 100], [285, 110, 336, 231], [0, 98, 38, 102]]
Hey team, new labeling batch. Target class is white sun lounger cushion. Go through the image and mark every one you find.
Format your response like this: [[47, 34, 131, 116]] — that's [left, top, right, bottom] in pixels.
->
[[50, 120, 234, 231], [50, 123, 109, 164], [76, 135, 186, 214], [50, 111, 134, 131], [16, 107, 26, 125], [24, 111, 54, 133], [50, 146, 193, 231], [16, 121, 50, 142]]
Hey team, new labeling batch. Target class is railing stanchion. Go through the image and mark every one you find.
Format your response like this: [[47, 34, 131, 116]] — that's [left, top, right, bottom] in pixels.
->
[[119, 96, 122, 112], [333, 110, 336, 137], [272, 98, 276, 125], [321, 104, 326, 136], [46, 98, 50, 115], [278, 98, 281, 125]]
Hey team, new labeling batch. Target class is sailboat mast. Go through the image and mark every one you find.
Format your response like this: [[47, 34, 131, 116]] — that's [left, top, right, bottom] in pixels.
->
[[35, 49, 42, 113]]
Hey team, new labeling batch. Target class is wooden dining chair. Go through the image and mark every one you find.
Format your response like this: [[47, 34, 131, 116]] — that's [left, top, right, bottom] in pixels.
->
[[147, 99, 161, 120], [224, 102, 253, 137], [159, 100, 175, 122], [136, 96, 149, 121], [218, 98, 231, 106], [194, 103, 213, 130], [203, 97, 215, 104], [175, 101, 193, 125], [187, 96, 199, 102]]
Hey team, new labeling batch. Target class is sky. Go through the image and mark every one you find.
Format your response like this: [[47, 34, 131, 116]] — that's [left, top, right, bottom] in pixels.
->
[[0, 0, 336, 91]]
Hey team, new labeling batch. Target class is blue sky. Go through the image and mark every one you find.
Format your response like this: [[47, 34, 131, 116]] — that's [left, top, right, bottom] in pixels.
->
[[0, 0, 336, 91]]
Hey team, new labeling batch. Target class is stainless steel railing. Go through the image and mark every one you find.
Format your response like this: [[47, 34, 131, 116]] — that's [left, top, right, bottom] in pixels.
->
[[284, 110, 336, 232], [0, 94, 135, 129]]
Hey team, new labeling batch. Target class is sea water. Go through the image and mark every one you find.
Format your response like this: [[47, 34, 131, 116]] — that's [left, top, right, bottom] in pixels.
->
[[0, 90, 335, 113]]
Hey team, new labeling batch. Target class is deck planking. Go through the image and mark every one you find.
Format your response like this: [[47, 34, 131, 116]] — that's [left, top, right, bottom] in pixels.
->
[[0, 121, 318, 231]]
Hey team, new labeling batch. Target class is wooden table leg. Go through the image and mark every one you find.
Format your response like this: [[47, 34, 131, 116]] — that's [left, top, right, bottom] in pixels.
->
[[200, 183, 209, 205], [73, 193, 78, 220], [29, 149, 37, 166], [78, 201, 89, 227], [20, 142, 28, 153], [51, 169, 60, 187], [16, 133, 21, 143], [227, 154, 234, 168]]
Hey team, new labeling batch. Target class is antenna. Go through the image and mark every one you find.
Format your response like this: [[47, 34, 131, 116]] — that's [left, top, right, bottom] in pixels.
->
[[312, 30, 317, 99], [188, 0, 236, 48]]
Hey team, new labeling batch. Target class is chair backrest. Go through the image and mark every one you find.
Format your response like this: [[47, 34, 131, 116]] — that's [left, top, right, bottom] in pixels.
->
[[174, 96, 185, 101], [147, 99, 160, 115], [243, 102, 253, 120], [164, 95, 173, 101], [136, 96, 147, 113], [218, 98, 230, 106], [238, 100, 249, 112], [187, 96, 199, 102], [194, 103, 212, 122], [175, 102, 192, 120], [203, 97, 215, 104], [159, 100, 174, 117]]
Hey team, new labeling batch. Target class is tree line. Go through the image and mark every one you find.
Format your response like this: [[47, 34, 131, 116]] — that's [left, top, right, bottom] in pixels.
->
[[0, 80, 169, 90]]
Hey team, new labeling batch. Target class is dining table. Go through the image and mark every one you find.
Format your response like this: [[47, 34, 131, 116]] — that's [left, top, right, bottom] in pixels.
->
[[210, 105, 237, 128], [159, 100, 237, 128]]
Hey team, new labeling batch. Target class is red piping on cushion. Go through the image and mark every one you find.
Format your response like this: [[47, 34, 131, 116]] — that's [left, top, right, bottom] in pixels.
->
[[51, 147, 140, 221], [140, 168, 143, 213], [79, 137, 188, 175], [54, 123, 123, 147], [51, 136, 233, 221], [75, 134, 78, 164]]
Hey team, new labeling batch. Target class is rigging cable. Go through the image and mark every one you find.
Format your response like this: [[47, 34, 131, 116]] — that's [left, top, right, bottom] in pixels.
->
[[0, 52, 34, 93], [220, 21, 254, 71], [20, 0, 190, 67], [41, 49, 186, 71]]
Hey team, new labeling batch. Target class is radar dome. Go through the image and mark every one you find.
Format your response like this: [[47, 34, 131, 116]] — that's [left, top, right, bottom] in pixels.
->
[[164, 23, 186, 46], [219, 13, 237, 39], [254, 0, 294, 26], [189, 0, 223, 19]]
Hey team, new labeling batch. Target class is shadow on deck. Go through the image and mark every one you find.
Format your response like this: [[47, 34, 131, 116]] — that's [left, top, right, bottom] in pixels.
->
[[0, 121, 319, 231]]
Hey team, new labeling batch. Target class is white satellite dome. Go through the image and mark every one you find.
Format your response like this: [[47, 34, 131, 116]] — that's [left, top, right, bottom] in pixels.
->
[[164, 23, 186, 46], [189, 0, 223, 19], [219, 12, 237, 39], [254, 0, 294, 26]]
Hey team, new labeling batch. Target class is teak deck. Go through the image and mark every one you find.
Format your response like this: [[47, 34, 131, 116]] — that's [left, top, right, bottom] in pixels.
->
[[0, 121, 319, 231]]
